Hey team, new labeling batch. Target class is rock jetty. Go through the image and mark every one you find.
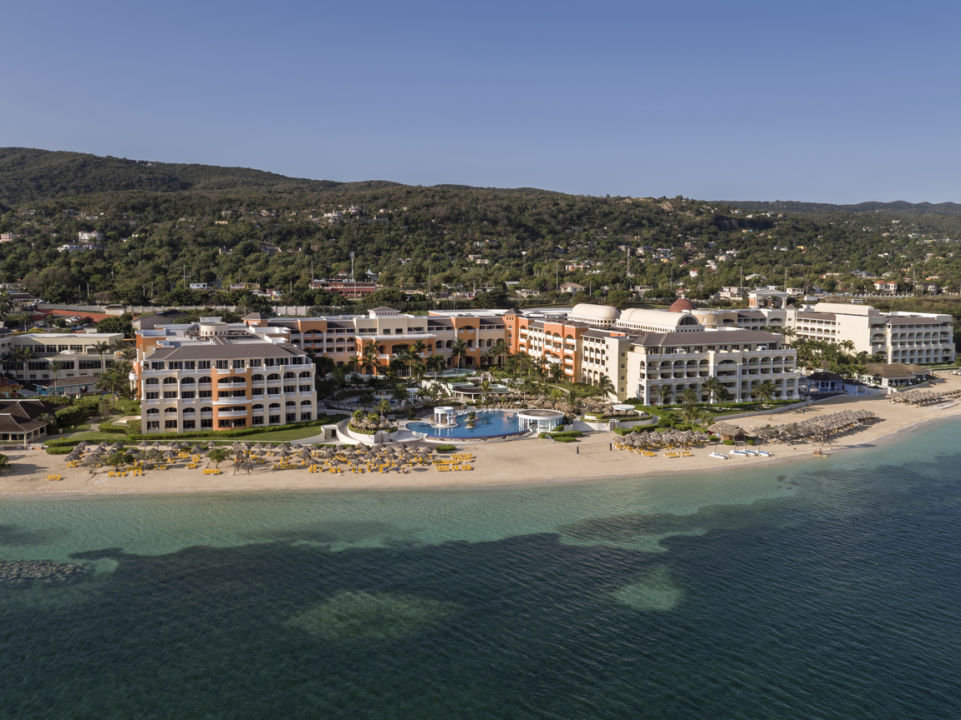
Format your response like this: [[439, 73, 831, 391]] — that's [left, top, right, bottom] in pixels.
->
[[0, 560, 93, 584]]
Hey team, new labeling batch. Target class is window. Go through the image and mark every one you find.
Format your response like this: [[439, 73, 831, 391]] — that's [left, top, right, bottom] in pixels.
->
[[181, 391, 195, 399], [184, 361, 196, 370], [181, 377, 195, 384], [163, 377, 177, 385], [200, 418, 213, 428], [198, 360, 210, 369], [269, 415, 280, 424], [164, 420, 177, 429], [146, 378, 159, 385], [182, 420, 195, 429], [146, 421, 160, 430], [164, 407, 177, 414], [163, 391, 177, 399], [284, 385, 295, 393], [215, 360, 228, 369], [251, 388, 264, 396], [183, 407, 196, 415], [252, 416, 264, 425], [286, 413, 297, 423], [168, 361, 183, 370], [251, 374, 264, 382], [199, 390, 212, 398], [283, 372, 295, 379], [233, 359, 245, 369], [146, 408, 159, 416], [145, 392, 159, 400]]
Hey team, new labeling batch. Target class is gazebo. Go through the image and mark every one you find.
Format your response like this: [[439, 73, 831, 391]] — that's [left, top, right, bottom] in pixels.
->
[[433, 406, 457, 427], [517, 409, 564, 432]]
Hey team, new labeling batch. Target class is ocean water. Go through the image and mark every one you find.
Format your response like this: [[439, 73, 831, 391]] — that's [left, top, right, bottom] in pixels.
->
[[1, 421, 961, 719]]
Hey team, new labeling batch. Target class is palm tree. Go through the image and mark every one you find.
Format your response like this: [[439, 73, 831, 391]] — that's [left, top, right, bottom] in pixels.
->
[[486, 339, 509, 368], [426, 353, 447, 375], [756, 380, 776, 407], [410, 339, 428, 363], [377, 398, 391, 419], [655, 384, 673, 406], [703, 377, 722, 404], [449, 339, 469, 370], [681, 386, 698, 406], [92, 340, 111, 374], [596, 374, 615, 398], [360, 340, 379, 376], [207, 447, 229, 469], [479, 378, 491, 404]]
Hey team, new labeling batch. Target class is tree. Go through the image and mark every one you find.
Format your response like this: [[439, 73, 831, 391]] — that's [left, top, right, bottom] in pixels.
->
[[95, 360, 133, 398], [655, 384, 673, 405], [360, 340, 379, 376], [0, 453, 8, 474], [486, 339, 508, 368], [449, 339, 469, 370], [427, 353, 447, 375], [207, 447, 229, 468], [92, 340, 111, 374], [596, 374, 614, 398], [377, 398, 391, 418], [756, 380, 776, 406], [703, 377, 725, 404], [681, 386, 698, 406]]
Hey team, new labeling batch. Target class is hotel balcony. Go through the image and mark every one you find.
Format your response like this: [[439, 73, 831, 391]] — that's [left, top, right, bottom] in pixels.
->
[[213, 396, 249, 406], [216, 408, 248, 417]]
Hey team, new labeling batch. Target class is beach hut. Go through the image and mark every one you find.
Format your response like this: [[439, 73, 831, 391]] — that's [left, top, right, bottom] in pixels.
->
[[708, 422, 747, 444]]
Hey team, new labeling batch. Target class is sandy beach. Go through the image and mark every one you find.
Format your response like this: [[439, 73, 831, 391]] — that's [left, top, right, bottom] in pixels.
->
[[4, 372, 961, 497]]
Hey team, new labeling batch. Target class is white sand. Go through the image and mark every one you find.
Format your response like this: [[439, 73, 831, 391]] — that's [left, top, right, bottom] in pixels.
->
[[5, 372, 961, 497]]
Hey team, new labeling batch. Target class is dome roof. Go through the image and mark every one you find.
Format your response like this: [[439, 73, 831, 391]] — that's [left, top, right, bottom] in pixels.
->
[[569, 303, 618, 323], [668, 298, 695, 312]]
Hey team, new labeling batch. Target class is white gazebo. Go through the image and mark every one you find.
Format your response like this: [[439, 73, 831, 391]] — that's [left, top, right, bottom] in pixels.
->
[[517, 409, 564, 432], [433, 406, 457, 427]]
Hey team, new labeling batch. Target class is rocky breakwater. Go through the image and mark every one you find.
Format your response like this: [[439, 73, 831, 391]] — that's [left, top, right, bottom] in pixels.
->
[[0, 559, 93, 584]]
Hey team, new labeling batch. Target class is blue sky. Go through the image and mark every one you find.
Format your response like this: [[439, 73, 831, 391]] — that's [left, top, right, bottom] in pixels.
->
[[5, 0, 961, 202]]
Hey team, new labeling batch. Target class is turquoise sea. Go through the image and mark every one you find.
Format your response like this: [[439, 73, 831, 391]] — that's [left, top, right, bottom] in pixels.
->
[[2, 420, 961, 719]]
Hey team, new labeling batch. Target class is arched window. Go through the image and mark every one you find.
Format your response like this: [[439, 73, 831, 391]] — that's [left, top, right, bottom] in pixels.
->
[[180, 377, 195, 384], [300, 400, 311, 406], [285, 400, 295, 407], [164, 407, 177, 414], [299, 370, 311, 378], [163, 377, 177, 384], [146, 408, 159, 416], [283, 371, 295, 379], [252, 404, 264, 410], [198, 376, 211, 384], [268, 402, 281, 409], [251, 374, 264, 382], [267, 373, 280, 381], [146, 378, 159, 385], [182, 407, 195, 415]]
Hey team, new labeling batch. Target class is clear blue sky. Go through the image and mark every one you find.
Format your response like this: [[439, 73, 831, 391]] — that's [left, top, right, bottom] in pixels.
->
[[6, 0, 961, 203]]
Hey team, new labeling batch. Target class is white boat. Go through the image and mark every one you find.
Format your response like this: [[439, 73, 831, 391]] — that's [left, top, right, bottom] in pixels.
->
[[757, 450, 772, 457], [709, 451, 728, 460], [729, 449, 749, 456]]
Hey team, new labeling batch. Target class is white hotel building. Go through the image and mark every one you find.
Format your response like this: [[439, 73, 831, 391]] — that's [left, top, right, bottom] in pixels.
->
[[134, 319, 316, 433]]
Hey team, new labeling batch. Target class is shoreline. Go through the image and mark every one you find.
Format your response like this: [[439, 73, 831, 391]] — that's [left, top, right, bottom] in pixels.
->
[[4, 373, 961, 498]]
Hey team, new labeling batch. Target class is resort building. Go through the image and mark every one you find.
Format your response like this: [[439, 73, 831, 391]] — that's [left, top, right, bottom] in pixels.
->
[[247, 307, 508, 371], [505, 303, 800, 402], [133, 318, 316, 434], [0, 331, 124, 394]]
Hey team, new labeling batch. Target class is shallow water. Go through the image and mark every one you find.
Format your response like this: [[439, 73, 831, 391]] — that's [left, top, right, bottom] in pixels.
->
[[1, 421, 960, 718]]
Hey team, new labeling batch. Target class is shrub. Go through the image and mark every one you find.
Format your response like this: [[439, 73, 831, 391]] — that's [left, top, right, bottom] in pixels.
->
[[45, 446, 74, 455], [723, 439, 735, 446], [434, 444, 457, 452]]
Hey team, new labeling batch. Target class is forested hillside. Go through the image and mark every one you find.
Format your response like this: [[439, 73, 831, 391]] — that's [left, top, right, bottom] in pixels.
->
[[1, 148, 960, 310]]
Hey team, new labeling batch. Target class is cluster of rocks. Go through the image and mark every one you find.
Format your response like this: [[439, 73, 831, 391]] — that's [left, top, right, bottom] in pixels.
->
[[0, 559, 93, 584]]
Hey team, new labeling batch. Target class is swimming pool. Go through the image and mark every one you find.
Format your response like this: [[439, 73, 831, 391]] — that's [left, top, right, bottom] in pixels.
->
[[407, 410, 528, 439]]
